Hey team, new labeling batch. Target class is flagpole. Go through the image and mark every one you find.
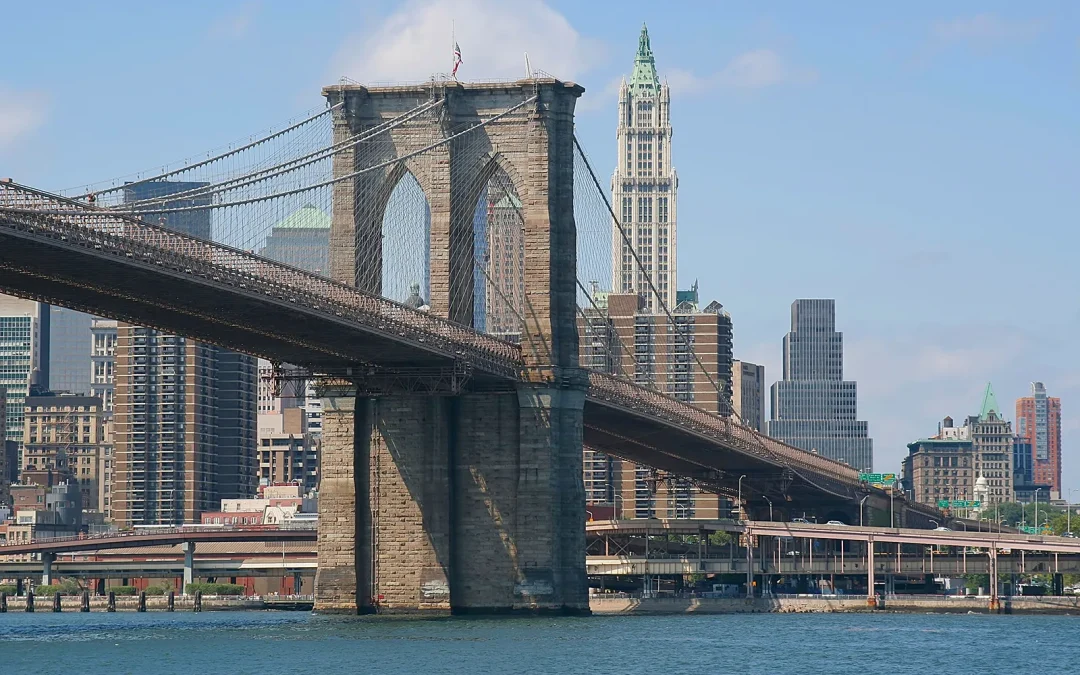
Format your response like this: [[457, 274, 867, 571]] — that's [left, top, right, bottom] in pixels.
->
[[452, 21, 456, 78]]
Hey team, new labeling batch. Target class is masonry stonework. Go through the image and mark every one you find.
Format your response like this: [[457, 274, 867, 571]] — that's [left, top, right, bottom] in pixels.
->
[[314, 79, 588, 615]]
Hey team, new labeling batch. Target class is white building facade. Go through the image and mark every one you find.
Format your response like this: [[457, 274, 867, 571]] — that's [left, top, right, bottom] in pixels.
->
[[611, 24, 678, 313]]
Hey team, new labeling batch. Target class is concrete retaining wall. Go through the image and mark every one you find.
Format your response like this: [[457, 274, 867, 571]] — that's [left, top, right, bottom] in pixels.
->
[[590, 595, 1080, 615]]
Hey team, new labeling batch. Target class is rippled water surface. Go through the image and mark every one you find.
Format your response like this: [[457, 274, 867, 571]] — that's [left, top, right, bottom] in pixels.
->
[[1, 611, 1077, 674]]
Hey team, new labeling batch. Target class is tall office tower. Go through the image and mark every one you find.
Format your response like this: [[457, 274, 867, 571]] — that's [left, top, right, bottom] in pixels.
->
[[0, 296, 48, 466], [731, 361, 766, 431], [578, 287, 733, 519], [48, 306, 92, 395], [0, 386, 6, 505], [1016, 382, 1062, 498], [767, 299, 874, 470], [22, 392, 107, 515], [122, 180, 212, 239], [89, 318, 117, 415], [483, 188, 526, 339], [112, 327, 257, 527], [969, 383, 1013, 503], [611, 24, 677, 313], [110, 183, 256, 526], [259, 205, 331, 274]]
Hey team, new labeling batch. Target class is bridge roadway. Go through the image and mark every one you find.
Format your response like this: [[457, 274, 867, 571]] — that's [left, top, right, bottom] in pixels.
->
[[0, 181, 920, 519]]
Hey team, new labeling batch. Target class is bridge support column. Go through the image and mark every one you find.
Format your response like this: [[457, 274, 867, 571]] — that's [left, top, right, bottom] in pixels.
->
[[369, 395, 453, 613], [181, 542, 195, 594], [450, 387, 587, 613], [314, 388, 372, 614], [41, 552, 55, 586]]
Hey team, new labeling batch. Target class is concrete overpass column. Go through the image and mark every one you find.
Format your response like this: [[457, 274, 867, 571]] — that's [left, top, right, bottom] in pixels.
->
[[866, 535, 875, 606], [41, 552, 55, 586], [181, 542, 195, 593], [314, 386, 373, 614], [745, 529, 754, 598]]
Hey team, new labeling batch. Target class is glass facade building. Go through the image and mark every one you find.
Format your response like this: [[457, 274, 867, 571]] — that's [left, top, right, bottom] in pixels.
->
[[122, 180, 212, 240], [767, 299, 874, 470], [0, 298, 47, 458], [48, 305, 93, 395]]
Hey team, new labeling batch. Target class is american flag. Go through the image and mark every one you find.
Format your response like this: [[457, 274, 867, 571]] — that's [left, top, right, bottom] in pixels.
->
[[452, 42, 462, 78]]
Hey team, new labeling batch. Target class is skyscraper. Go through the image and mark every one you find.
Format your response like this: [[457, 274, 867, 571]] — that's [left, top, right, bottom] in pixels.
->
[[611, 24, 677, 313], [48, 305, 92, 396], [110, 182, 256, 526], [767, 299, 873, 470], [122, 180, 212, 240], [259, 205, 331, 274], [112, 328, 257, 526], [970, 383, 1013, 504], [89, 318, 117, 415], [1016, 382, 1062, 497], [579, 286, 733, 519], [0, 296, 48, 464], [731, 360, 765, 431]]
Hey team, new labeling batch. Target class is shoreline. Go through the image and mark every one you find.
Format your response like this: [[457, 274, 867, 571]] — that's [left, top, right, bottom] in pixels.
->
[[3, 595, 1079, 616], [589, 595, 1080, 616]]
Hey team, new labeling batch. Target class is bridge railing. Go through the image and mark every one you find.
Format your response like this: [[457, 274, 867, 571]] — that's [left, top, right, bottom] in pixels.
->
[[0, 182, 523, 377], [586, 371, 861, 487]]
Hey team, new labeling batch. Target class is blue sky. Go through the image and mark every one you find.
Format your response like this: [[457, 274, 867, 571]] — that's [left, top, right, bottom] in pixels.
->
[[2, 1, 1078, 491]]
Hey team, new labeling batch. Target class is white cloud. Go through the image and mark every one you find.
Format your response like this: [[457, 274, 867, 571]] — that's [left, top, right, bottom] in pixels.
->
[[718, 49, 817, 89], [0, 86, 48, 149], [209, 2, 259, 40], [664, 49, 817, 96], [330, 0, 606, 84], [932, 13, 1045, 46]]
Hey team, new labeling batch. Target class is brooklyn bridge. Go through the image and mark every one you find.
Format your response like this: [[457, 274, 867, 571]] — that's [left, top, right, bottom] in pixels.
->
[[0, 77, 940, 614]]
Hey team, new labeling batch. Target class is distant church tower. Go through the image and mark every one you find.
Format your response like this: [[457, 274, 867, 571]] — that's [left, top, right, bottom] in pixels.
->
[[611, 23, 677, 312]]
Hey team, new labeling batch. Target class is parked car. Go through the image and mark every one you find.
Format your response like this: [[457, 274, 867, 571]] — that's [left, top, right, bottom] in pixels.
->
[[826, 520, 847, 526], [791, 518, 810, 524]]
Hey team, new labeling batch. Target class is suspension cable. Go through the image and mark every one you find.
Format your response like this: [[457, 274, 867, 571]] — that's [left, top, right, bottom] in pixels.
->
[[105, 96, 538, 216], [117, 99, 446, 209], [78, 103, 342, 198]]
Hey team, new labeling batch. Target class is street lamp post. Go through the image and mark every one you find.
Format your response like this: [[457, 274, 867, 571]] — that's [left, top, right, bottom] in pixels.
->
[[1069, 489, 1074, 535], [890, 489, 895, 529], [859, 495, 870, 527], [762, 495, 773, 522], [738, 475, 747, 521], [929, 520, 939, 529], [1035, 488, 1042, 533]]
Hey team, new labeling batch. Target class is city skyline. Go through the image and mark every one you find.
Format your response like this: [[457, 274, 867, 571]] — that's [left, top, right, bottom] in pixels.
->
[[0, 1, 1076, 490]]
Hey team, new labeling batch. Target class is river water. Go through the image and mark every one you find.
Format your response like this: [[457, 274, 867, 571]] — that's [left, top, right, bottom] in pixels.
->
[[1, 611, 1076, 674]]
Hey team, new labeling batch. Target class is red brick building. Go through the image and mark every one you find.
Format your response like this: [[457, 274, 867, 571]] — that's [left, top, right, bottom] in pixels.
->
[[1015, 382, 1062, 497]]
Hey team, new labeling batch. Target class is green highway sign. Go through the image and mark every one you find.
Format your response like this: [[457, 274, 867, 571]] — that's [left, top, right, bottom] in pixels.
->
[[1019, 525, 1053, 535], [937, 500, 983, 509], [859, 473, 897, 486]]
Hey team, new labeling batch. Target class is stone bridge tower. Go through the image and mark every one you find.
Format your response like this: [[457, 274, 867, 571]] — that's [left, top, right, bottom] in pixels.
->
[[315, 79, 588, 614]]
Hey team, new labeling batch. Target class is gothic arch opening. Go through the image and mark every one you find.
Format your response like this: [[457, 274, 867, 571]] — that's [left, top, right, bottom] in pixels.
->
[[469, 163, 524, 340], [377, 169, 431, 308]]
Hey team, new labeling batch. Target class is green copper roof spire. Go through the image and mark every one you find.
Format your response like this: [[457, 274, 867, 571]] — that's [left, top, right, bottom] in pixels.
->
[[629, 22, 660, 94], [979, 382, 1001, 421]]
